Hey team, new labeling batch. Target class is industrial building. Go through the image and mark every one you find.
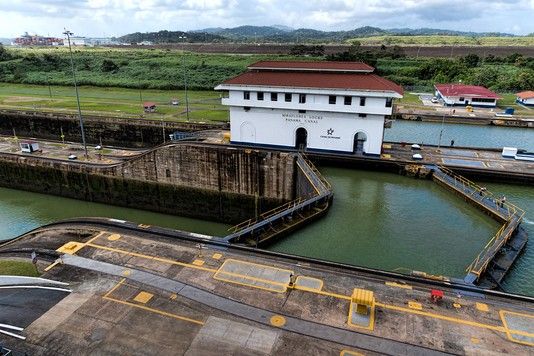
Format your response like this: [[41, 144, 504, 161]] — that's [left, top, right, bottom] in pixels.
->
[[516, 91, 534, 106], [215, 61, 403, 156], [434, 84, 500, 107]]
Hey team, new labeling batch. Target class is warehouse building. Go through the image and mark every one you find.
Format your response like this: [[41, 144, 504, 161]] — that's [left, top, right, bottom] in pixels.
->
[[516, 91, 534, 107], [434, 84, 500, 107]]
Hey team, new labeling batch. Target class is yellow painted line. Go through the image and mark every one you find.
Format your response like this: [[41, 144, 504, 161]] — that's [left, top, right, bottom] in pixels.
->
[[104, 296, 204, 326], [293, 286, 352, 301], [80, 233, 527, 342], [385, 281, 412, 290], [104, 278, 126, 298], [376, 302, 505, 332], [192, 259, 205, 266], [211, 253, 223, 260], [220, 258, 293, 274], [408, 301, 422, 310], [86, 231, 106, 244], [476, 302, 489, 312], [499, 310, 534, 346], [213, 258, 294, 293], [43, 260, 60, 272], [214, 272, 287, 293], [86, 243, 217, 273], [133, 291, 154, 304]]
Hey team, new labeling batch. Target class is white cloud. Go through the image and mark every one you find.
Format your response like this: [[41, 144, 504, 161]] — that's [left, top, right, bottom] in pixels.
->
[[0, 0, 532, 37]]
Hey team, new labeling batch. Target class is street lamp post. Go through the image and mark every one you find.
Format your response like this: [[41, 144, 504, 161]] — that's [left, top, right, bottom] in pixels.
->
[[178, 35, 190, 122], [63, 29, 88, 160]]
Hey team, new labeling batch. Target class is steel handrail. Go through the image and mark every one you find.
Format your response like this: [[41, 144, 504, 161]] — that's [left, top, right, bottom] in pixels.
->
[[436, 165, 524, 219]]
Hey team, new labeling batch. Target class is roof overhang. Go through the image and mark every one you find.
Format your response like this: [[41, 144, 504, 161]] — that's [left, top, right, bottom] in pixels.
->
[[248, 66, 374, 73]]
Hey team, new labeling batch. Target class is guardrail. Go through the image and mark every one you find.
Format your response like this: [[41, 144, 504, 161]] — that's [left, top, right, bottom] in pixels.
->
[[433, 165, 525, 284], [436, 165, 524, 221], [224, 153, 333, 243]]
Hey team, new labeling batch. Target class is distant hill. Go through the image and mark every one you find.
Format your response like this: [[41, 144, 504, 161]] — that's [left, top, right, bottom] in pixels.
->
[[0, 38, 12, 45], [388, 28, 516, 37], [117, 25, 525, 44], [115, 30, 225, 44]]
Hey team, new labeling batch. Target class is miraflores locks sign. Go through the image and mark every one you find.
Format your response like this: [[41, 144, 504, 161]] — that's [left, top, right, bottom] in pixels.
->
[[282, 112, 323, 124], [282, 112, 340, 139]]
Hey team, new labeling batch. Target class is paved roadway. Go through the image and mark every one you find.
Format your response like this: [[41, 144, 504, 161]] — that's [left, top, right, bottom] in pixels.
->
[[0, 286, 70, 328], [62, 254, 447, 356]]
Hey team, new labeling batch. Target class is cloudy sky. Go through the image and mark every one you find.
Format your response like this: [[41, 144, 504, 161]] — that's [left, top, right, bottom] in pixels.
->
[[0, 0, 533, 38]]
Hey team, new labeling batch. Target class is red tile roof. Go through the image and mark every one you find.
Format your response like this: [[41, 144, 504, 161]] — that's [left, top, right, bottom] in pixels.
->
[[516, 91, 534, 99], [435, 84, 501, 99], [143, 102, 157, 106], [219, 71, 403, 95], [248, 60, 375, 73]]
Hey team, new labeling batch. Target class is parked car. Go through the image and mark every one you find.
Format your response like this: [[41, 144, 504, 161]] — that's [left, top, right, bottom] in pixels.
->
[[68, 154, 77, 160], [431, 97, 439, 103]]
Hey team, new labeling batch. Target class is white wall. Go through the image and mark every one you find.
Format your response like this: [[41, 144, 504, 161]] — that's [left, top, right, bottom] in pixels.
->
[[223, 90, 393, 115], [229, 107, 385, 155], [436, 90, 497, 107], [517, 97, 534, 105]]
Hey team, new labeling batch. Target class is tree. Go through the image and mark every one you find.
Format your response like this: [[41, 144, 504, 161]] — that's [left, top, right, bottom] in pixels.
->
[[101, 59, 119, 73], [462, 54, 480, 68], [0, 44, 11, 61]]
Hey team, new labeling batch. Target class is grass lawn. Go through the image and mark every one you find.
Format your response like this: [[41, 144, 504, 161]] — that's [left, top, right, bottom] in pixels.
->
[[0, 83, 229, 123], [398, 92, 424, 105], [0, 259, 40, 276]]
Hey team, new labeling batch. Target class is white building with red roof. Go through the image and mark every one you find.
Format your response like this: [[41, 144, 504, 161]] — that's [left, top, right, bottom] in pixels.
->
[[516, 91, 534, 106], [215, 61, 403, 155], [434, 84, 501, 107]]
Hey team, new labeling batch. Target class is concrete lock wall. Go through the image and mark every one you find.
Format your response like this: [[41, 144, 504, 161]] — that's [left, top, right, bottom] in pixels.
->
[[113, 144, 296, 201], [0, 144, 295, 224], [0, 110, 227, 148]]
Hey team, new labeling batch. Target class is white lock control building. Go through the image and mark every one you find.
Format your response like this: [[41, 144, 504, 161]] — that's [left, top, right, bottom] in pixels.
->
[[215, 61, 403, 156]]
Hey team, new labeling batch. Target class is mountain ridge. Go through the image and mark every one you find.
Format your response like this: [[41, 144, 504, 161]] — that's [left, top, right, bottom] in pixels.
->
[[116, 25, 526, 44]]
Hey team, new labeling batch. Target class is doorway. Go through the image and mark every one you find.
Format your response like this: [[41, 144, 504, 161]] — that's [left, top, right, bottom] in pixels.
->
[[354, 132, 367, 154], [295, 127, 308, 150]]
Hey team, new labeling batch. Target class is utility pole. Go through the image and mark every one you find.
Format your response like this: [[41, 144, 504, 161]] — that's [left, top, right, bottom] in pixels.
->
[[138, 79, 143, 114], [63, 29, 88, 160], [179, 35, 190, 122]]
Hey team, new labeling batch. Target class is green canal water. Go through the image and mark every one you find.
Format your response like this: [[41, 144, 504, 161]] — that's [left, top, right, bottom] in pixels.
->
[[386, 120, 534, 151], [0, 121, 532, 295], [0, 188, 230, 239]]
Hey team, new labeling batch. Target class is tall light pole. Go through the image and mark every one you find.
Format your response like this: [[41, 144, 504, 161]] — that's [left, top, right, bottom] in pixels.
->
[[179, 35, 190, 122], [63, 29, 88, 159]]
